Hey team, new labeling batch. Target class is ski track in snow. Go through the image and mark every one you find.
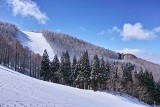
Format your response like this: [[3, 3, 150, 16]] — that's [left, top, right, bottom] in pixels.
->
[[17, 31, 54, 60], [0, 65, 152, 107]]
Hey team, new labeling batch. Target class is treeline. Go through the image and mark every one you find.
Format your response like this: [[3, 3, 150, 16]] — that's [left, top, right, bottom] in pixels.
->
[[0, 29, 42, 79], [40, 49, 160, 105]]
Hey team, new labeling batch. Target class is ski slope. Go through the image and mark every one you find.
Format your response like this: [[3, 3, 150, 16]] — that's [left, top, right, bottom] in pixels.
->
[[17, 31, 54, 60], [0, 65, 151, 107]]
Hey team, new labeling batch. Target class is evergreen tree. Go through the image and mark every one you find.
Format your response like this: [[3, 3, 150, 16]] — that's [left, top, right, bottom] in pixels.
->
[[98, 58, 107, 90], [91, 54, 99, 91], [122, 63, 133, 94], [76, 51, 91, 89], [50, 54, 60, 83], [138, 69, 155, 105], [74, 57, 82, 88], [57, 51, 71, 85], [132, 70, 140, 98], [143, 71, 155, 105], [123, 63, 133, 83], [154, 80, 160, 105], [40, 49, 50, 81], [70, 56, 78, 86], [138, 67, 144, 85]]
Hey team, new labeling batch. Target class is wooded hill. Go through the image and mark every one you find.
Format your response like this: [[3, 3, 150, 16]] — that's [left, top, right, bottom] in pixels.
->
[[0, 21, 160, 106]]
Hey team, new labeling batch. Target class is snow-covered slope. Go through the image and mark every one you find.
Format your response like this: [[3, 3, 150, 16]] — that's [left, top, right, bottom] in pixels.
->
[[17, 31, 54, 60], [0, 65, 151, 107]]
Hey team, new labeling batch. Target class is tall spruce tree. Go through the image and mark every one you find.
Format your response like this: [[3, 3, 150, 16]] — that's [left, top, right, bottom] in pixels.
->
[[137, 69, 155, 105], [154, 80, 160, 105], [143, 71, 155, 105], [132, 70, 140, 98], [50, 54, 60, 83], [58, 51, 71, 85], [99, 58, 107, 90], [91, 54, 99, 91], [76, 51, 91, 89], [70, 56, 78, 86], [122, 62, 133, 94], [123, 63, 133, 83], [138, 67, 144, 84], [40, 49, 50, 81]]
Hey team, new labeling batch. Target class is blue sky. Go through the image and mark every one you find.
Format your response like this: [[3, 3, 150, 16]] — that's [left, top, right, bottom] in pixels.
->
[[0, 0, 160, 63]]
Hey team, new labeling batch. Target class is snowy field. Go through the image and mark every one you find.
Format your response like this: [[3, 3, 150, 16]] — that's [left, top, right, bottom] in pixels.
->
[[0, 65, 152, 107]]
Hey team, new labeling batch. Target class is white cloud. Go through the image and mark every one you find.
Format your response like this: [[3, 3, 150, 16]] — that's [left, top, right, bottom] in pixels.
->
[[109, 23, 160, 40], [97, 30, 106, 35], [80, 27, 87, 32], [121, 23, 155, 40], [98, 26, 121, 36], [153, 27, 160, 32], [6, 0, 48, 24], [117, 48, 144, 55], [110, 26, 121, 33]]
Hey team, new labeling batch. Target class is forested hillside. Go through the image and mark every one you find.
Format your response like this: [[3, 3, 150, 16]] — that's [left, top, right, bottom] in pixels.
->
[[42, 30, 119, 60], [0, 21, 160, 106], [0, 21, 42, 78]]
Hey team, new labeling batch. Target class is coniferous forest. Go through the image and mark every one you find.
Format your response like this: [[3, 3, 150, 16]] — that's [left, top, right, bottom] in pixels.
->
[[40, 49, 160, 106]]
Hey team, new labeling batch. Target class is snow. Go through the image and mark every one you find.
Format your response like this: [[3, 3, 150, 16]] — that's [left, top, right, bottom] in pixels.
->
[[17, 31, 54, 60], [0, 65, 152, 107]]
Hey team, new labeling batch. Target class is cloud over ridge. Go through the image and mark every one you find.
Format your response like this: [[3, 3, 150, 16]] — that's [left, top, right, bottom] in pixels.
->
[[112, 23, 160, 40]]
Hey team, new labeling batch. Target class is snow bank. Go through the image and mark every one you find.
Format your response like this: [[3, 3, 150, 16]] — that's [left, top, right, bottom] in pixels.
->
[[0, 65, 151, 107]]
